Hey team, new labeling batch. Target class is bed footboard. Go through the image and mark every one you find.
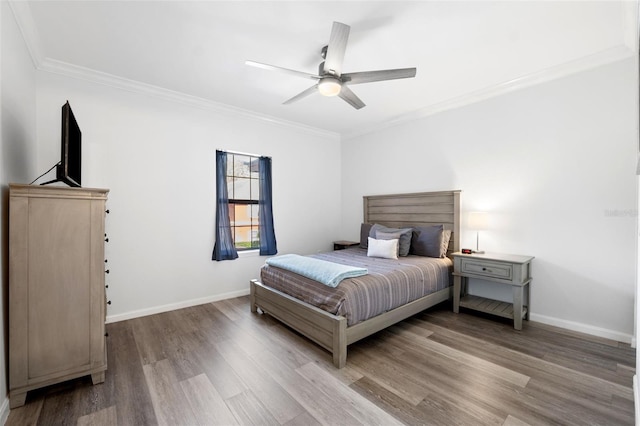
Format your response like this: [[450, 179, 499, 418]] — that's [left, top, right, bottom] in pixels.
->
[[250, 279, 348, 368], [250, 279, 451, 368]]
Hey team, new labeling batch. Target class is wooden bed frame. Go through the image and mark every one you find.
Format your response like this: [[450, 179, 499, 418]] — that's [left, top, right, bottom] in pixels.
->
[[250, 190, 461, 368]]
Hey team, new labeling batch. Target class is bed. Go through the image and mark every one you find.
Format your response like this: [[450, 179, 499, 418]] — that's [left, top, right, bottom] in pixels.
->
[[250, 190, 461, 368]]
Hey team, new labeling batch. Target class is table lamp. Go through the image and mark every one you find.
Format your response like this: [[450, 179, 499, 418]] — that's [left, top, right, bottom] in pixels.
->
[[468, 211, 488, 254]]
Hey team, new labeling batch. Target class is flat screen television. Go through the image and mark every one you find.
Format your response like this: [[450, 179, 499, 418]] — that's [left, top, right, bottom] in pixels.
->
[[42, 101, 82, 187]]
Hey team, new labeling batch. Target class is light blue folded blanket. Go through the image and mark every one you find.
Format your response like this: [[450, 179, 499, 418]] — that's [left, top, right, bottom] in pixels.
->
[[265, 254, 368, 288]]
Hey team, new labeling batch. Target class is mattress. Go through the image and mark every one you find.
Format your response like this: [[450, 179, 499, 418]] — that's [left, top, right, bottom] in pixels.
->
[[259, 247, 452, 326]]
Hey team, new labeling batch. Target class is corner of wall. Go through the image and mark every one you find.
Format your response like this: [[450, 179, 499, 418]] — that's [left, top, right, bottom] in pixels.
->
[[0, 396, 9, 424]]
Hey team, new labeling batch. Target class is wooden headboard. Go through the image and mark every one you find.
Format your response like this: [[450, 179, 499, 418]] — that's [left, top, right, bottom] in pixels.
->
[[363, 190, 461, 255]]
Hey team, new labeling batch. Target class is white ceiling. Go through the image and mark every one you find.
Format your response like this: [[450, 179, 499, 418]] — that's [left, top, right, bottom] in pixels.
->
[[10, 1, 639, 137]]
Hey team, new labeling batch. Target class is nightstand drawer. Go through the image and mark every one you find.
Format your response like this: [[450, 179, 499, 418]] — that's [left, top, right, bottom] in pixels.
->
[[460, 259, 513, 280]]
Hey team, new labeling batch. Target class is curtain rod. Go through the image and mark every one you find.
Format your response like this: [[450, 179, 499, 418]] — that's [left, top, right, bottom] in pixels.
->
[[218, 149, 271, 159]]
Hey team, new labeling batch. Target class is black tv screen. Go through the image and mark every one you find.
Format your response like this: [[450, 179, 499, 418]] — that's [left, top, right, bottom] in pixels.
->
[[57, 101, 81, 187]]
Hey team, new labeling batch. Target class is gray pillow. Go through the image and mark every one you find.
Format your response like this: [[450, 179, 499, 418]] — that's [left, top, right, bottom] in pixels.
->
[[360, 223, 373, 248], [411, 225, 445, 258], [368, 223, 385, 242], [371, 225, 412, 256]]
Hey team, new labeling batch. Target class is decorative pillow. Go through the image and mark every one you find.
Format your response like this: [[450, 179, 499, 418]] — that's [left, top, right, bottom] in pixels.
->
[[368, 223, 385, 239], [375, 231, 403, 255], [440, 229, 452, 258], [375, 226, 412, 256], [360, 223, 373, 248], [364, 223, 384, 249], [411, 225, 445, 258], [376, 231, 402, 240], [367, 237, 399, 260]]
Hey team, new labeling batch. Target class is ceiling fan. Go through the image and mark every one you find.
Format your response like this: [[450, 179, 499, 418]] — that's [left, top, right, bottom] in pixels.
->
[[246, 22, 417, 110]]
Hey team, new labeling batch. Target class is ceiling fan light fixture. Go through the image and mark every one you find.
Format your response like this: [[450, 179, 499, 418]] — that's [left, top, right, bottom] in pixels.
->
[[318, 77, 342, 97]]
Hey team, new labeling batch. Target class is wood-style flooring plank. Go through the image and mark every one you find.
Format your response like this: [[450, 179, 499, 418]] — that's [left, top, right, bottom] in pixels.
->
[[183, 342, 247, 400], [225, 389, 280, 426], [76, 405, 117, 426], [215, 299, 245, 322], [295, 362, 404, 426], [283, 411, 323, 426], [216, 338, 307, 424], [246, 344, 368, 425], [4, 397, 42, 426], [351, 338, 519, 424], [502, 414, 531, 426], [384, 325, 531, 387], [179, 373, 239, 426], [143, 358, 198, 426], [129, 314, 168, 365], [102, 320, 158, 426]]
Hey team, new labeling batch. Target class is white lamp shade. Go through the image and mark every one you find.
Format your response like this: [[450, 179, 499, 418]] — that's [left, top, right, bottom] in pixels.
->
[[468, 211, 488, 230]]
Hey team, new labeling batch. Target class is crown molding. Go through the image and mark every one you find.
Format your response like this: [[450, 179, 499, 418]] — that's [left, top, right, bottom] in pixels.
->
[[342, 44, 636, 141], [43, 44, 633, 143], [9, 0, 636, 142], [8, 1, 339, 140], [8, 0, 43, 68], [38, 58, 340, 139]]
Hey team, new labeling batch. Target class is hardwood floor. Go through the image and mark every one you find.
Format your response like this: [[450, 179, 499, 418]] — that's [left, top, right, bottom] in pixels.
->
[[6, 296, 635, 425]]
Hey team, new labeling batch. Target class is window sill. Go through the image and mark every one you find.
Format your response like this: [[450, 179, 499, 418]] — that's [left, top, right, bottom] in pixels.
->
[[238, 249, 260, 258]]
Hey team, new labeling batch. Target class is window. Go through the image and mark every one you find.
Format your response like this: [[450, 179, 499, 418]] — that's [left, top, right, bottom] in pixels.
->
[[213, 150, 276, 261], [226, 153, 260, 251]]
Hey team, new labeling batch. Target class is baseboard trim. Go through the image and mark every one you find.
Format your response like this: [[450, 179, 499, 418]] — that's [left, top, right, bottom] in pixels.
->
[[529, 313, 633, 344], [106, 292, 634, 343], [105, 289, 250, 324], [634, 375, 639, 424], [0, 395, 10, 423]]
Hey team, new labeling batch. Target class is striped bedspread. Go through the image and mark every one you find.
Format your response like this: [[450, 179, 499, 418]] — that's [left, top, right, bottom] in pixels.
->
[[260, 248, 452, 326]]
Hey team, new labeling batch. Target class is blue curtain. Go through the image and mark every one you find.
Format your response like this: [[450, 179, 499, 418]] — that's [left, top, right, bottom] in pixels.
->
[[212, 151, 238, 261], [259, 156, 277, 255]]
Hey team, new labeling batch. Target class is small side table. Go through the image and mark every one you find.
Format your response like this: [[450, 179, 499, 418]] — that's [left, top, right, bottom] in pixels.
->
[[452, 252, 534, 330], [333, 240, 359, 251]]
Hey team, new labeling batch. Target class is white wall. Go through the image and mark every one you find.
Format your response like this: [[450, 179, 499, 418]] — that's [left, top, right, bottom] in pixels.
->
[[341, 58, 637, 341], [35, 72, 342, 321], [1, 0, 38, 418], [2, 2, 37, 183]]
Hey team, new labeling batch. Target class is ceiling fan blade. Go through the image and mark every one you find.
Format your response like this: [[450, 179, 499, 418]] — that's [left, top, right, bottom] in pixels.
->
[[246, 60, 320, 80], [338, 85, 365, 110], [283, 84, 319, 105], [323, 22, 350, 76], [342, 68, 417, 85]]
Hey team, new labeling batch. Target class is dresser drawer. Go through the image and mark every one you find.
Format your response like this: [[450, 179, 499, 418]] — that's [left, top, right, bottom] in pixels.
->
[[460, 259, 513, 280]]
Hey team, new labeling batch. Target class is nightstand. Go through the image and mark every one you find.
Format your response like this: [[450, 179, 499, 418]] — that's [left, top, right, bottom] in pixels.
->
[[333, 240, 359, 250], [452, 252, 534, 330]]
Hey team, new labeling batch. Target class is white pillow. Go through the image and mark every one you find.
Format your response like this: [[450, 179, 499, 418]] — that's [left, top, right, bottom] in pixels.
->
[[367, 237, 399, 260]]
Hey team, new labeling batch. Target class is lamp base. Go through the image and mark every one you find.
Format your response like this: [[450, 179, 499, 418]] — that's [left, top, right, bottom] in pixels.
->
[[474, 231, 484, 255]]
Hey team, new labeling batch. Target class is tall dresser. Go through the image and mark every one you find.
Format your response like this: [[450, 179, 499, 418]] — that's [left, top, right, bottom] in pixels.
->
[[9, 184, 109, 408]]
